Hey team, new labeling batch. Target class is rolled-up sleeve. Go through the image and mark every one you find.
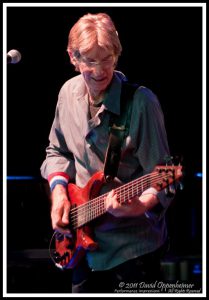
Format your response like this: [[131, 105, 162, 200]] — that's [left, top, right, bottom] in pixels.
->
[[40, 93, 76, 184], [134, 87, 175, 217]]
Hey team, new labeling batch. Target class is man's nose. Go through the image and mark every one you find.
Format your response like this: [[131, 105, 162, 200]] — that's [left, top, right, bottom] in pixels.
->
[[92, 63, 105, 75]]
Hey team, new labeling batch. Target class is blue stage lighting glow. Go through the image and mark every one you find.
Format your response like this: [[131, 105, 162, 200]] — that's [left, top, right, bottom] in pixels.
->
[[7, 176, 35, 180], [193, 263, 202, 274], [195, 172, 202, 178]]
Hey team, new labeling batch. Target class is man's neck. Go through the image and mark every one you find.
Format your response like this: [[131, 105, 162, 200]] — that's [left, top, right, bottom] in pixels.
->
[[88, 91, 105, 106]]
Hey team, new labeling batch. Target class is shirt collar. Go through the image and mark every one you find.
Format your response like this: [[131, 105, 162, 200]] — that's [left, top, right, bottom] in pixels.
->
[[72, 74, 88, 102], [103, 70, 127, 115]]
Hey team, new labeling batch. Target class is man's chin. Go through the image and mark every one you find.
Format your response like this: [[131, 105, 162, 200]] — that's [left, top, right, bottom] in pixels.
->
[[93, 78, 110, 88]]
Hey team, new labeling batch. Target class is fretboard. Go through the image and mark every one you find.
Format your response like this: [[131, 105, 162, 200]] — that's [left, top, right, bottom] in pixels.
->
[[70, 171, 164, 229]]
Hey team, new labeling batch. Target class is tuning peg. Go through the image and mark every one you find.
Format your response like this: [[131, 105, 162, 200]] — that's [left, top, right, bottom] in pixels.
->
[[169, 184, 176, 194], [164, 155, 174, 165], [174, 154, 184, 165], [165, 185, 176, 196], [178, 181, 184, 190]]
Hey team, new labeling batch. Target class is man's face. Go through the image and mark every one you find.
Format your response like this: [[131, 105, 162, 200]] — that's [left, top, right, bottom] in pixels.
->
[[77, 45, 116, 98]]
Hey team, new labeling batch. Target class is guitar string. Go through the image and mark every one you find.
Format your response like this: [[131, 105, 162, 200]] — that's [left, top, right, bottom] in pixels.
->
[[70, 171, 171, 215], [70, 172, 171, 225], [70, 172, 162, 222], [70, 165, 181, 227], [71, 181, 169, 228], [71, 173, 173, 228], [70, 171, 165, 215]]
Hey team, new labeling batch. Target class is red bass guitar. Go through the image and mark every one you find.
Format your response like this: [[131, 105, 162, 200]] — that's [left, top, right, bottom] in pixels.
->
[[50, 165, 183, 269]]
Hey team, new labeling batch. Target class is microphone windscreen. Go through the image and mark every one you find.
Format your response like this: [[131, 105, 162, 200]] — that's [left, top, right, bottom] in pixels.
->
[[7, 49, 21, 64]]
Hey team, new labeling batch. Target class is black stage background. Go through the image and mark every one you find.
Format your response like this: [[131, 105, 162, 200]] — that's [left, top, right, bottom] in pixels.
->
[[6, 5, 203, 293]]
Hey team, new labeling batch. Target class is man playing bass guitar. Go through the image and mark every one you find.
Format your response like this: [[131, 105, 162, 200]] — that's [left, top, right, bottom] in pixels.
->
[[41, 12, 181, 293]]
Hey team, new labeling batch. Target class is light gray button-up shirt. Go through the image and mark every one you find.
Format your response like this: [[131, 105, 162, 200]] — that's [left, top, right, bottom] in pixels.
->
[[41, 71, 173, 270]]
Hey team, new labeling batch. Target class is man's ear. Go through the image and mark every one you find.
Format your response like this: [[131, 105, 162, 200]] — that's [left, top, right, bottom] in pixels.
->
[[67, 50, 80, 71], [68, 50, 76, 65]]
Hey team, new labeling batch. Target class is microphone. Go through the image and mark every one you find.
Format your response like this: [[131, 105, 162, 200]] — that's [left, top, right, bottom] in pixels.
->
[[7, 49, 21, 64]]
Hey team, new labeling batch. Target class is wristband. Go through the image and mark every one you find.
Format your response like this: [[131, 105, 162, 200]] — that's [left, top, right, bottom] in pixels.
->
[[48, 172, 69, 192]]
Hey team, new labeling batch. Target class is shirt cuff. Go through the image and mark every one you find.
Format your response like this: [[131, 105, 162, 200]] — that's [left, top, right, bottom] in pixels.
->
[[48, 172, 70, 192]]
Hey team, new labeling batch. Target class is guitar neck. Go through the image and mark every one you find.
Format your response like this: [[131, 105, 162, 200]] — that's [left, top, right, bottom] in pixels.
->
[[70, 171, 165, 229]]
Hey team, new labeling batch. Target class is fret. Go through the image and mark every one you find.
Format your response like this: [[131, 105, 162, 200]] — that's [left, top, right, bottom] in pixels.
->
[[89, 200, 93, 223], [76, 194, 106, 227], [117, 186, 121, 204], [141, 178, 144, 192], [145, 174, 151, 190], [122, 186, 125, 203], [131, 182, 134, 198], [136, 181, 139, 196]]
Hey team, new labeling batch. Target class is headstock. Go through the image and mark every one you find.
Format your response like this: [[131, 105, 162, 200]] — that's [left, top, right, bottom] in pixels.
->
[[153, 165, 183, 192]]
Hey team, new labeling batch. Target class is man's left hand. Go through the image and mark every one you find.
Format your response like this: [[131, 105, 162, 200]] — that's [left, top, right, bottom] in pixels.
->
[[105, 189, 159, 217]]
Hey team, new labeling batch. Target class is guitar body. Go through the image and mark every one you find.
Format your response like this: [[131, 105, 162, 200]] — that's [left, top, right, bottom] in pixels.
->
[[54, 171, 105, 269]]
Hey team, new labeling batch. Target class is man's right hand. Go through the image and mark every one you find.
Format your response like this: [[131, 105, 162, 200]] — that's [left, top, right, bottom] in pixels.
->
[[50, 184, 71, 236]]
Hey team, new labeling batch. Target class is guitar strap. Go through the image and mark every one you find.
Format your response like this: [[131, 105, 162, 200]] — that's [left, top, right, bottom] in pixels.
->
[[104, 80, 139, 182]]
